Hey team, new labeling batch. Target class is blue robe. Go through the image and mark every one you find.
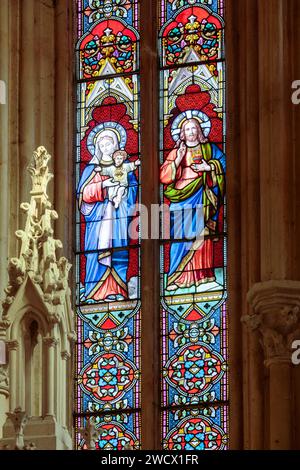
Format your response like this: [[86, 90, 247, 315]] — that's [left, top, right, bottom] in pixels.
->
[[77, 163, 138, 300]]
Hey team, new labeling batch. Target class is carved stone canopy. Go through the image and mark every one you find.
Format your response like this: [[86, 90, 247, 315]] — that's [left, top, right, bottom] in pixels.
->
[[244, 280, 300, 366], [0, 146, 75, 340], [0, 147, 75, 439]]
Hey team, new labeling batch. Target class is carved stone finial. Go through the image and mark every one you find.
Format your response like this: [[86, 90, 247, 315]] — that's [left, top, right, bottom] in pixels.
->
[[79, 419, 105, 450], [24, 442, 37, 450], [0, 147, 74, 450], [61, 351, 71, 360], [124, 442, 134, 450], [6, 407, 28, 450], [1, 146, 73, 325], [28, 146, 53, 195], [244, 280, 300, 366]]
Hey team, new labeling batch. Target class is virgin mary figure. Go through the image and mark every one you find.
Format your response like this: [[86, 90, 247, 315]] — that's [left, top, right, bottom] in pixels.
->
[[77, 126, 138, 302], [160, 117, 226, 291]]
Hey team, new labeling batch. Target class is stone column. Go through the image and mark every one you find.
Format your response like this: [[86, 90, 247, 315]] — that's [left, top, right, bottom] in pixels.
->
[[6, 341, 19, 412], [19, 0, 55, 206], [0, 339, 9, 438], [258, 0, 295, 282], [61, 351, 71, 428], [43, 337, 57, 417], [0, 0, 57, 298], [226, 0, 264, 449], [249, 0, 300, 450], [140, 0, 160, 450], [246, 281, 300, 449]]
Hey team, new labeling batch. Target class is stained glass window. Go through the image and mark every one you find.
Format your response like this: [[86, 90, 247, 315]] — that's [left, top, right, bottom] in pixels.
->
[[74, 0, 228, 451], [159, 0, 229, 450], [75, 0, 141, 450]]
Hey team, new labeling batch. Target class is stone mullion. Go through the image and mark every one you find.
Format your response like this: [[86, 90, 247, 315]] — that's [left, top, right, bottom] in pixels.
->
[[140, 0, 160, 451], [225, 0, 243, 450]]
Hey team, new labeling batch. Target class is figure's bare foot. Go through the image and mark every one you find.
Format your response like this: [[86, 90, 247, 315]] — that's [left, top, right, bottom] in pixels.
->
[[167, 284, 178, 291], [113, 187, 126, 208], [104, 294, 117, 302]]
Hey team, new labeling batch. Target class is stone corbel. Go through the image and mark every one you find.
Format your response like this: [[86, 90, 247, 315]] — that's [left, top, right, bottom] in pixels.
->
[[61, 351, 71, 361], [0, 320, 11, 338], [6, 340, 19, 352], [244, 280, 300, 366], [43, 337, 58, 349]]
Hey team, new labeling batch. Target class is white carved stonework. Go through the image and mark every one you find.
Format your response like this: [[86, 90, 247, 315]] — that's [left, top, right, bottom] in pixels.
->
[[79, 418, 103, 451], [6, 407, 29, 450], [1, 407, 36, 450], [244, 280, 300, 366], [1, 147, 73, 325], [0, 365, 9, 398], [0, 147, 75, 450]]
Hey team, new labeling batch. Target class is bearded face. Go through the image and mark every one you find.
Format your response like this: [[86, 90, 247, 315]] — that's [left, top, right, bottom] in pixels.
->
[[179, 118, 208, 145], [183, 121, 199, 143]]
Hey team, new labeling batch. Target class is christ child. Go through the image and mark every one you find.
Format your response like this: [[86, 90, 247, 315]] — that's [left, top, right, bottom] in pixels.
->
[[100, 150, 140, 209]]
